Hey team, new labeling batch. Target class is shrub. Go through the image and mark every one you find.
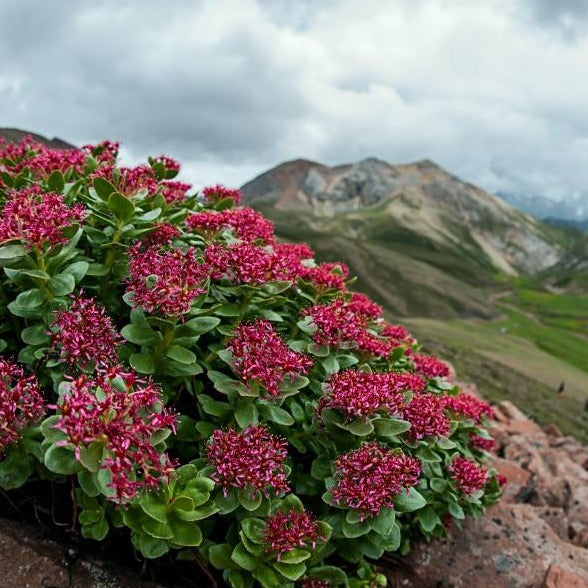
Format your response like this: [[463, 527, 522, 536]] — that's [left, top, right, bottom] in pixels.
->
[[0, 136, 503, 587]]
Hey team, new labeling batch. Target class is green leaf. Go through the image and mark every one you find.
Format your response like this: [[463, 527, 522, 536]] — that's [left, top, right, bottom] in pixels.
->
[[208, 543, 236, 570], [394, 487, 427, 512], [214, 490, 239, 514], [418, 506, 441, 533], [0, 244, 26, 262], [241, 518, 266, 544], [342, 518, 371, 538], [44, 444, 80, 475], [321, 355, 339, 374], [40, 415, 66, 443], [166, 344, 197, 364], [78, 440, 104, 472], [279, 548, 310, 564], [121, 323, 159, 345], [0, 448, 34, 489], [238, 488, 262, 512], [139, 495, 169, 523], [253, 565, 282, 588], [371, 508, 396, 536], [336, 418, 374, 437], [93, 177, 117, 201], [129, 352, 156, 374], [141, 518, 174, 540], [185, 316, 220, 334], [48, 273, 76, 296], [417, 447, 441, 462], [373, 417, 411, 437], [258, 404, 294, 426], [430, 478, 447, 493], [107, 191, 135, 222], [235, 399, 258, 428], [231, 543, 258, 571], [77, 471, 101, 497], [138, 534, 169, 559], [380, 521, 401, 551], [169, 519, 203, 546], [448, 501, 465, 519], [89, 518, 109, 541], [21, 325, 51, 345], [64, 261, 89, 282], [47, 170, 65, 192], [306, 565, 348, 585], [15, 288, 45, 309], [197, 394, 232, 418], [274, 561, 306, 581]]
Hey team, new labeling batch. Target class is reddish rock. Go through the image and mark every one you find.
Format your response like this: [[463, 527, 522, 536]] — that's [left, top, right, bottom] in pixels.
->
[[490, 456, 532, 502], [389, 503, 588, 588], [543, 564, 588, 588], [0, 519, 160, 588]]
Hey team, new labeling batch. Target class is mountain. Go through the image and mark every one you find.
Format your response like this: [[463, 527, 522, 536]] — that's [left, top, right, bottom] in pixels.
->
[[498, 191, 588, 225], [0, 127, 75, 150], [242, 157, 565, 317], [545, 233, 588, 292]]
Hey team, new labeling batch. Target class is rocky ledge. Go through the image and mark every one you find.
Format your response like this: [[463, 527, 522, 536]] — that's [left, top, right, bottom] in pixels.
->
[[1, 394, 587, 587], [393, 394, 588, 587]]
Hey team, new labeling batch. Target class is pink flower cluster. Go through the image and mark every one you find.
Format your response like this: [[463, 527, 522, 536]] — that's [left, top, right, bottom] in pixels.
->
[[0, 135, 86, 177], [161, 181, 192, 204], [82, 140, 119, 164], [301, 296, 392, 357], [469, 433, 496, 452], [206, 426, 289, 496], [270, 243, 315, 280], [319, 370, 413, 420], [50, 294, 121, 368], [442, 393, 494, 423], [332, 443, 421, 517], [53, 367, 176, 503], [201, 184, 243, 206], [141, 223, 181, 248], [411, 353, 451, 379], [206, 242, 274, 284], [0, 187, 85, 249], [152, 155, 180, 174], [381, 323, 415, 347], [403, 394, 450, 440], [263, 508, 324, 559], [227, 319, 313, 397], [126, 245, 209, 318], [187, 207, 275, 243], [0, 360, 45, 453], [449, 456, 488, 495], [93, 165, 159, 197]]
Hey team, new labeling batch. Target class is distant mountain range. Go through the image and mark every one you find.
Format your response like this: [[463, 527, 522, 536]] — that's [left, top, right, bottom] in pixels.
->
[[0, 127, 75, 150], [497, 191, 588, 229], [242, 157, 568, 317]]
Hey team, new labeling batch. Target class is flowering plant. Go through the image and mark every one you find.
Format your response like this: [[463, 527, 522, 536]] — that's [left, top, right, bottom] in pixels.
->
[[0, 136, 503, 587]]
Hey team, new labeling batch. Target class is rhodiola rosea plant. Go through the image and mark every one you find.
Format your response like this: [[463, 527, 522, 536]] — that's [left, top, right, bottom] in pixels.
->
[[0, 135, 504, 587]]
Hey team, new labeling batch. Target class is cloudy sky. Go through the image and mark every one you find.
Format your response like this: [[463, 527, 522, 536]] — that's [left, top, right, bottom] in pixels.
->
[[1, 0, 587, 201]]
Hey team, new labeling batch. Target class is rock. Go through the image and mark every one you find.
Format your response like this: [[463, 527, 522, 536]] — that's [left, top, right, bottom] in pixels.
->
[[389, 503, 588, 588], [0, 519, 161, 588], [490, 456, 533, 503], [543, 564, 588, 588], [535, 507, 570, 541], [545, 424, 563, 438]]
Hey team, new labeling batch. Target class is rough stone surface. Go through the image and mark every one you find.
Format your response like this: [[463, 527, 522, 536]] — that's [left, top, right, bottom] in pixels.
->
[[0, 519, 161, 588], [389, 388, 588, 588]]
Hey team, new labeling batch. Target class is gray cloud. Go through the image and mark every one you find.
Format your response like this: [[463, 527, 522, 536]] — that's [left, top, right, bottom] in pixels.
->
[[1, 0, 587, 201]]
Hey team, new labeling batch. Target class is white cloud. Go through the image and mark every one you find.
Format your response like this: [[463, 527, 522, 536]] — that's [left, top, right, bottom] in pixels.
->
[[1, 0, 587, 202]]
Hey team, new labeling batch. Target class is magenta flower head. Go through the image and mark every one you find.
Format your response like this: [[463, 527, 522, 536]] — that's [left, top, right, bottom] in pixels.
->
[[82, 140, 120, 164], [319, 370, 406, 420], [125, 244, 209, 318], [469, 433, 496, 452], [302, 263, 348, 291], [50, 294, 122, 369], [270, 243, 315, 281], [161, 181, 192, 204], [152, 155, 181, 174], [205, 242, 275, 285], [412, 353, 451, 379], [381, 323, 415, 347], [263, 508, 325, 559], [301, 297, 392, 357], [449, 456, 487, 495], [222, 207, 275, 244], [0, 187, 85, 249], [403, 393, 450, 440], [227, 319, 313, 397], [140, 223, 181, 248], [442, 393, 494, 423], [201, 184, 242, 206], [332, 443, 421, 518], [206, 425, 290, 497], [53, 366, 176, 503], [0, 359, 45, 454], [186, 211, 228, 236]]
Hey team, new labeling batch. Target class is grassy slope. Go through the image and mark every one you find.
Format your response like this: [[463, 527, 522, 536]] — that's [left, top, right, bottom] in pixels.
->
[[259, 203, 588, 441]]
